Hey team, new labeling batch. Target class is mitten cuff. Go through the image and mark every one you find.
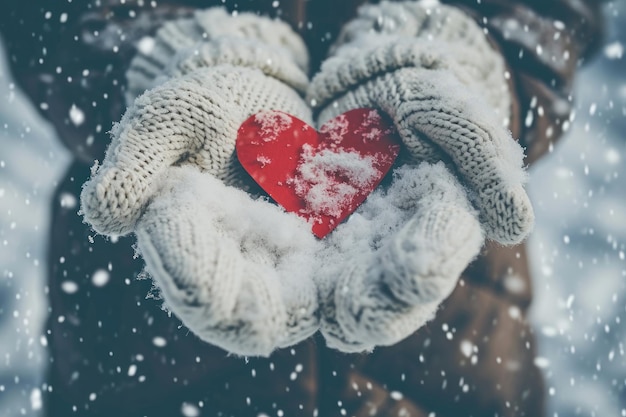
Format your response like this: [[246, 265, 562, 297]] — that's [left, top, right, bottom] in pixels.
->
[[125, 7, 309, 103], [308, 1, 510, 122]]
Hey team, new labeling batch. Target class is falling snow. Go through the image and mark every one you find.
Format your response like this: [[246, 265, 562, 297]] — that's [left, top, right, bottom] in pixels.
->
[[69, 104, 85, 126], [152, 336, 167, 347], [136, 36, 156, 55], [181, 402, 201, 417], [60, 281, 79, 294], [604, 41, 624, 59], [0, 2, 625, 417], [527, 4, 626, 415], [91, 269, 110, 287]]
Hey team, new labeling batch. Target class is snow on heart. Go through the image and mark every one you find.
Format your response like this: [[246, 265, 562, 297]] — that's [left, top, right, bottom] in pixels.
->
[[236, 109, 400, 238], [254, 111, 293, 142], [290, 145, 381, 218]]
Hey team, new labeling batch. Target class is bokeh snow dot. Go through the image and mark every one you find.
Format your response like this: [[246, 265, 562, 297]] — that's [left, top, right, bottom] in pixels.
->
[[91, 269, 110, 287], [534, 357, 550, 369], [61, 280, 79, 294], [137, 36, 156, 55], [606, 149, 620, 164], [69, 104, 85, 126], [152, 336, 167, 347], [181, 402, 200, 417], [460, 340, 474, 358], [30, 388, 42, 411], [59, 192, 77, 209]]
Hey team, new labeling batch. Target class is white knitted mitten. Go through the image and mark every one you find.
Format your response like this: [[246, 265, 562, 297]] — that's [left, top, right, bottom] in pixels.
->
[[318, 162, 483, 352], [308, 1, 534, 350], [81, 8, 320, 356]]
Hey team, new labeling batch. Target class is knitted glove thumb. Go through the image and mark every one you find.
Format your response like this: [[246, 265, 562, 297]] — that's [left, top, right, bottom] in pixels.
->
[[81, 8, 311, 236]]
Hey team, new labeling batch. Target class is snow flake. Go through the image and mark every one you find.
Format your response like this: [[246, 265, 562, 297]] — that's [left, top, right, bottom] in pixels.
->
[[390, 391, 403, 400], [291, 146, 380, 218], [61, 281, 79, 294], [604, 41, 624, 60], [181, 402, 200, 417], [69, 105, 85, 126], [256, 155, 271, 167], [152, 336, 167, 347], [319, 114, 349, 143], [541, 326, 557, 337], [254, 111, 292, 142], [30, 388, 42, 410], [508, 306, 521, 320], [606, 149, 620, 165], [91, 269, 110, 287], [60, 192, 77, 209], [503, 274, 526, 294], [534, 357, 550, 368], [137, 36, 156, 55], [460, 340, 473, 358]]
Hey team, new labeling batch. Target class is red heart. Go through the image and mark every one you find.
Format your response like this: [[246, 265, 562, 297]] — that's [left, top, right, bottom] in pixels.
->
[[236, 109, 401, 238]]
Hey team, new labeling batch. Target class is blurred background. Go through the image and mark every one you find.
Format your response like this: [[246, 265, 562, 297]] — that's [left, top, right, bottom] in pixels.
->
[[0, 2, 624, 416], [527, 1, 626, 415]]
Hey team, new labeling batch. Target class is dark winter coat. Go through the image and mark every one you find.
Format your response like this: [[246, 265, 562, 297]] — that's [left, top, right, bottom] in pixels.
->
[[0, 1, 605, 416]]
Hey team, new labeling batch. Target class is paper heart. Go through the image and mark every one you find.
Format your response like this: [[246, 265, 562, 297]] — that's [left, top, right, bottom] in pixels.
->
[[236, 109, 401, 238]]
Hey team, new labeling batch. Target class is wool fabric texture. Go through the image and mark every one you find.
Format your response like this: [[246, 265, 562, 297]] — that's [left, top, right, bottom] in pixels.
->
[[81, 9, 318, 356], [125, 7, 309, 102], [308, 1, 534, 350], [136, 166, 321, 356], [308, 0, 534, 245], [316, 162, 484, 352], [80, 1, 535, 356], [81, 9, 312, 236]]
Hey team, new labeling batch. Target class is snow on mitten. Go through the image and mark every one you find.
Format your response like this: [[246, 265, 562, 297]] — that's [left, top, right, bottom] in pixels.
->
[[80, 8, 321, 356], [317, 163, 483, 352], [308, 1, 534, 351]]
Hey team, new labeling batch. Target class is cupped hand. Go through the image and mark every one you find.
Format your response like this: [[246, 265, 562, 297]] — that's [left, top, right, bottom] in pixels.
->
[[80, 14, 322, 356]]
